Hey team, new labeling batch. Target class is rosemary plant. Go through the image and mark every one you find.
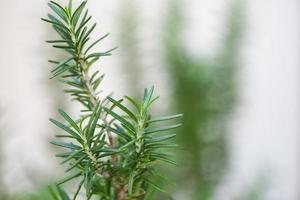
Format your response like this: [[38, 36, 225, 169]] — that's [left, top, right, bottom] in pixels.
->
[[42, 0, 182, 199], [163, 0, 242, 199]]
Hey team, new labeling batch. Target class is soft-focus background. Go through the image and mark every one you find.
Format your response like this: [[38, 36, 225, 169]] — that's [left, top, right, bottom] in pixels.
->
[[0, 0, 299, 199]]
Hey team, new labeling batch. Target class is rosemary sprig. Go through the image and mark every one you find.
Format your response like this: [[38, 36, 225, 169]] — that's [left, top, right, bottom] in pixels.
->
[[43, 1, 182, 199]]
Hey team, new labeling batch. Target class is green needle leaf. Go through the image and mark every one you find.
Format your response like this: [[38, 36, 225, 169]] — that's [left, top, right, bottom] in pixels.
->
[[143, 179, 166, 193], [146, 133, 176, 143], [102, 125, 131, 141], [50, 57, 74, 73], [58, 109, 82, 134], [48, 185, 59, 200], [49, 118, 82, 143], [107, 96, 138, 122], [80, 23, 96, 44], [57, 171, 82, 185], [128, 170, 135, 196], [124, 95, 140, 111], [76, 13, 91, 36], [104, 107, 135, 130], [147, 114, 183, 124], [71, 1, 87, 27], [86, 102, 101, 140], [73, 178, 84, 200], [48, 2, 68, 23], [65, 155, 86, 172], [84, 33, 110, 55], [119, 139, 136, 151], [57, 186, 71, 200], [68, 0, 73, 14], [144, 86, 154, 107], [144, 124, 182, 134], [41, 18, 66, 30], [150, 153, 178, 165], [49, 1, 69, 17], [61, 150, 83, 164], [145, 143, 178, 149], [50, 141, 81, 150]]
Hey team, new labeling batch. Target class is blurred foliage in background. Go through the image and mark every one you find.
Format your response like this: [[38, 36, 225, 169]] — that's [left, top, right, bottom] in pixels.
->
[[0, 109, 9, 200], [7, 187, 53, 200], [119, 0, 243, 199], [119, 0, 143, 98], [163, 0, 242, 199]]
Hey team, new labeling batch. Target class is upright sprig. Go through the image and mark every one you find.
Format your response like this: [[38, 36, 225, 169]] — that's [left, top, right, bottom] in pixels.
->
[[43, 0, 182, 199]]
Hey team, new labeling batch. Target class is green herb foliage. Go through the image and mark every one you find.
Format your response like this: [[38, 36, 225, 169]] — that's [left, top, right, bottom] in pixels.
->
[[42, 0, 182, 199], [163, 0, 243, 199]]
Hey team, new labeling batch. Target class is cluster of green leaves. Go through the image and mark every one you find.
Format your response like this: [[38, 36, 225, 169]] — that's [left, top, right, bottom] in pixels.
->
[[42, 0, 182, 199]]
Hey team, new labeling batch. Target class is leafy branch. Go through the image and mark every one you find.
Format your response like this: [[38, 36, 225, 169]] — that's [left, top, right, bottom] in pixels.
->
[[42, 0, 182, 199]]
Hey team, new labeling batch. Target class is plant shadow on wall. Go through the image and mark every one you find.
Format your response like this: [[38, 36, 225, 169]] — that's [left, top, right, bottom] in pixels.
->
[[118, 0, 243, 199]]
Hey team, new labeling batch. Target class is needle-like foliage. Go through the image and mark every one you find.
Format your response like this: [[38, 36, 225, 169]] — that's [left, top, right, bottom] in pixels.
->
[[42, 0, 182, 199]]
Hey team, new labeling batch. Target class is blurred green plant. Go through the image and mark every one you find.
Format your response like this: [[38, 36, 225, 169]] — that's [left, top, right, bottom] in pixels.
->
[[8, 186, 54, 200], [234, 173, 269, 200], [163, 0, 243, 199], [118, 0, 143, 98], [0, 109, 9, 200], [42, 0, 182, 199]]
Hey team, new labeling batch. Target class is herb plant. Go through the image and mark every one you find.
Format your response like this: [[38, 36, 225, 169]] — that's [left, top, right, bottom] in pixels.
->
[[42, 0, 182, 199], [163, 0, 242, 199]]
